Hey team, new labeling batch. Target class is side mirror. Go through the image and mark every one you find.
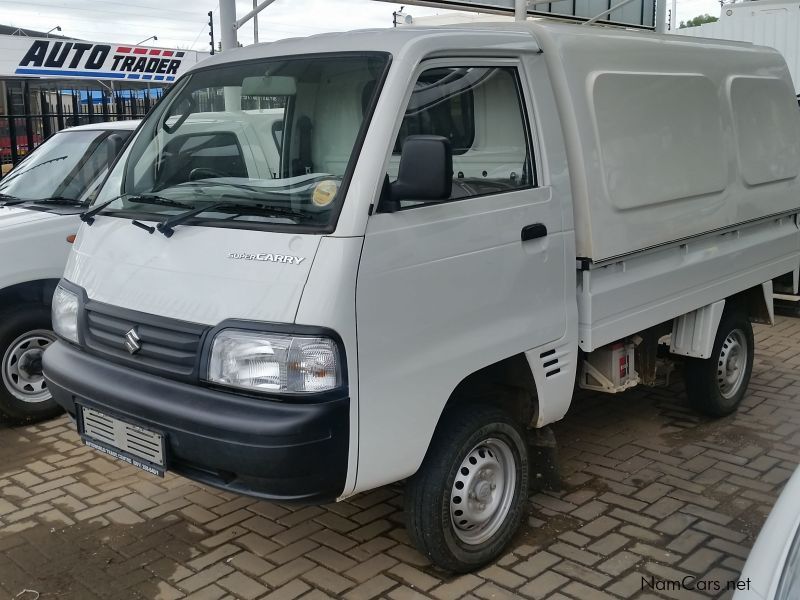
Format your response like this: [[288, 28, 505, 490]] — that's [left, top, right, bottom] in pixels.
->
[[381, 135, 452, 213], [106, 133, 125, 165]]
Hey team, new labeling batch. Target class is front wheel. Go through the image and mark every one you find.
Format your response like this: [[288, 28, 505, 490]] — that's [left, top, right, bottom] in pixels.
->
[[684, 308, 754, 417], [404, 405, 529, 573], [0, 306, 62, 424]]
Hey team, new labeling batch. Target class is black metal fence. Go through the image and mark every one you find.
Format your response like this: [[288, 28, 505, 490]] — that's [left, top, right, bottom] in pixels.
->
[[1, 79, 167, 181]]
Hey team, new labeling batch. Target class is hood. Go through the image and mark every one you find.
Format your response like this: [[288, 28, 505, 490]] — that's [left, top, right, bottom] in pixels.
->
[[0, 205, 59, 229], [66, 217, 322, 326]]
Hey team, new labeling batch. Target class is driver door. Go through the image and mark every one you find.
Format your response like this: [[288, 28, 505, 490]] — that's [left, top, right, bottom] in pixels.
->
[[354, 58, 568, 490]]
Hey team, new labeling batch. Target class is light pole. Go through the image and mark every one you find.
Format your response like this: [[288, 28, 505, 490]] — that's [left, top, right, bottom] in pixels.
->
[[136, 35, 158, 45], [46, 25, 61, 37]]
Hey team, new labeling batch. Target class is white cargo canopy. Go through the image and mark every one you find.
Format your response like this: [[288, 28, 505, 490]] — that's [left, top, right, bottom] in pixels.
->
[[376, 0, 659, 29]]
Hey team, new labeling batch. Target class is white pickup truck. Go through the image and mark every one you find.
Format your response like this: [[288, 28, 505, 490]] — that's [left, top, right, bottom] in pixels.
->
[[0, 120, 136, 423], [43, 22, 800, 571]]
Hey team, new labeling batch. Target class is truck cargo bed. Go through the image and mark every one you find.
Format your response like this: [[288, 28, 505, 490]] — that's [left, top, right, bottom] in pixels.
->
[[577, 212, 800, 350]]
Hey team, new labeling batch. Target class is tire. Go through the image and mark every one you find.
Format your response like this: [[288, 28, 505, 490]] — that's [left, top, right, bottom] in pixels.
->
[[0, 306, 62, 424], [684, 308, 754, 417], [405, 404, 529, 573]]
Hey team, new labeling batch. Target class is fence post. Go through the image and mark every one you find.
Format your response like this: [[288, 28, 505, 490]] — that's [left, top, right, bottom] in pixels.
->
[[72, 92, 80, 126], [41, 91, 52, 138], [87, 91, 95, 123], [6, 86, 18, 167], [131, 93, 139, 119], [115, 92, 123, 120], [56, 92, 65, 130], [23, 80, 34, 154], [101, 92, 109, 121]]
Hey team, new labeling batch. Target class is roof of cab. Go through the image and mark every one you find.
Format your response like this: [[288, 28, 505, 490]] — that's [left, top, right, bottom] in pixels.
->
[[60, 120, 140, 133], [188, 20, 766, 74]]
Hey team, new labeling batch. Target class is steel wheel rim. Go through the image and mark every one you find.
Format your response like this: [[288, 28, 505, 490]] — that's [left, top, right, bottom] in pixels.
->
[[450, 437, 517, 545], [1, 329, 56, 403], [717, 328, 747, 400]]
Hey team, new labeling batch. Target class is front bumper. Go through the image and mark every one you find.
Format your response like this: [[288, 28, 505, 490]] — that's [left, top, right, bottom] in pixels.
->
[[43, 340, 349, 502]]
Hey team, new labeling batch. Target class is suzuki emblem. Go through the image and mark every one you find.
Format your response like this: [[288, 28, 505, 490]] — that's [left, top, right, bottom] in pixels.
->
[[124, 328, 142, 355]]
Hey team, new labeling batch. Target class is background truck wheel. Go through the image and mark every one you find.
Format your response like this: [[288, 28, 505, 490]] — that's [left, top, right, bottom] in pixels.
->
[[0, 306, 62, 424], [404, 404, 529, 573], [684, 308, 754, 417]]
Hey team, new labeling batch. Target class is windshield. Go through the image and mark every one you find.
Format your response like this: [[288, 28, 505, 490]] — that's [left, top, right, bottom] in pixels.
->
[[0, 129, 130, 203], [95, 53, 389, 232]]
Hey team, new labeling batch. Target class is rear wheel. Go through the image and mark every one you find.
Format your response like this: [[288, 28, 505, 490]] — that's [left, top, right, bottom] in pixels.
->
[[405, 405, 529, 573], [684, 308, 754, 417], [0, 306, 62, 424]]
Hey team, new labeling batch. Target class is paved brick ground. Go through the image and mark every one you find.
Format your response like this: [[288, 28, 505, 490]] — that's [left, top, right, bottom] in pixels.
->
[[1, 317, 799, 600]]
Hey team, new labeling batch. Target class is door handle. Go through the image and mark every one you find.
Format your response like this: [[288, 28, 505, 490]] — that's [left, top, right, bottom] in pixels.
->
[[521, 223, 548, 242]]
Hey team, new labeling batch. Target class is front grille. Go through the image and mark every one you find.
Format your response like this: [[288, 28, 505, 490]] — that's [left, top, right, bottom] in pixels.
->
[[81, 300, 208, 381]]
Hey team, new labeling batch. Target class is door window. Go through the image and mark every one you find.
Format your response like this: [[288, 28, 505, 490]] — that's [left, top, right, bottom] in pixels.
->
[[389, 65, 535, 208]]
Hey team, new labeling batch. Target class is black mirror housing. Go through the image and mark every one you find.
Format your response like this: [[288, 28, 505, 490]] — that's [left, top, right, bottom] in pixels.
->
[[106, 133, 125, 165], [389, 135, 452, 206]]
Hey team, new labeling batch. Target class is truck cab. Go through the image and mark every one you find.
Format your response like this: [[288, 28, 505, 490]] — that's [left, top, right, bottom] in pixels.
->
[[0, 120, 137, 423], [43, 23, 800, 572]]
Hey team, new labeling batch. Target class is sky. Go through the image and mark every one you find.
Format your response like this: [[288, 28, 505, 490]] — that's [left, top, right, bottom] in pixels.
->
[[0, 0, 724, 51]]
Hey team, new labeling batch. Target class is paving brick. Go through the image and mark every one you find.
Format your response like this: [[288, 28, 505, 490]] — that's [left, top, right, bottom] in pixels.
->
[[344, 553, 398, 583], [477, 565, 525, 589], [177, 563, 235, 593], [387, 562, 440, 592], [512, 551, 560, 578], [217, 570, 268, 600], [473, 582, 519, 600], [587, 532, 629, 555], [643, 496, 684, 519], [680, 547, 724, 574], [552, 559, 611, 588], [570, 500, 608, 521], [597, 550, 641, 577], [518, 571, 568, 599], [344, 574, 396, 600], [301, 565, 355, 595], [578, 515, 619, 537], [262, 558, 317, 588]]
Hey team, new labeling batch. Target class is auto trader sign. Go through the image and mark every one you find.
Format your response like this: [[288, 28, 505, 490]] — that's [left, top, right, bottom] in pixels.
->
[[0, 36, 202, 82]]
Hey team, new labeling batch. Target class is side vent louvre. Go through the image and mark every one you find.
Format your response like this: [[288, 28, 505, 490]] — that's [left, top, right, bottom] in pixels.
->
[[540, 348, 562, 378]]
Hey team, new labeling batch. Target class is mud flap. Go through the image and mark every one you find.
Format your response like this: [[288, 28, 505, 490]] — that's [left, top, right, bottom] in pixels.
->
[[527, 426, 560, 492]]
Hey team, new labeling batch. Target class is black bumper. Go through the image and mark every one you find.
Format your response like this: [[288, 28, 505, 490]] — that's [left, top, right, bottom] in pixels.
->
[[43, 340, 349, 502]]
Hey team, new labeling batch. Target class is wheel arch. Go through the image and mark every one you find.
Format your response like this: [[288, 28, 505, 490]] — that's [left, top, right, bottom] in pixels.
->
[[437, 353, 540, 440], [0, 279, 60, 315]]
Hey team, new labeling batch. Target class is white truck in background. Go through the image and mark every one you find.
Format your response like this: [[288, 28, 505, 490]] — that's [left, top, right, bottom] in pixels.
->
[[43, 22, 800, 571], [0, 120, 137, 423]]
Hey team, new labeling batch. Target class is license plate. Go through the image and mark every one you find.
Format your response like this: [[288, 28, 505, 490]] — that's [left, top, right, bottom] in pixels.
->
[[79, 405, 166, 477]]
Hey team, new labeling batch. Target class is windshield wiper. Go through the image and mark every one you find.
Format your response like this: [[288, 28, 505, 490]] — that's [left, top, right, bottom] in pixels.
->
[[81, 193, 127, 224], [81, 193, 192, 225], [218, 201, 315, 223], [155, 200, 314, 238], [28, 196, 83, 206], [156, 202, 226, 238], [0, 193, 30, 206]]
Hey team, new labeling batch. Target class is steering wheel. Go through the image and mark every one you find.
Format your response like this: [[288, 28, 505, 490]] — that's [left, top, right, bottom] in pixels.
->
[[189, 167, 227, 181]]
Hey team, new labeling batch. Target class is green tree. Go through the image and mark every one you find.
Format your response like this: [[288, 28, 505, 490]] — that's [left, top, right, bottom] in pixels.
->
[[679, 14, 719, 28]]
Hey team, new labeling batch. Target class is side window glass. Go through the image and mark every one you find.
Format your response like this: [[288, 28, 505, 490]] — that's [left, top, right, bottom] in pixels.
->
[[389, 65, 534, 208]]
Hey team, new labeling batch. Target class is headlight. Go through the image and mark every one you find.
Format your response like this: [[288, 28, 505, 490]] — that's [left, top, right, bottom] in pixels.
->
[[207, 330, 342, 394], [52, 285, 79, 344]]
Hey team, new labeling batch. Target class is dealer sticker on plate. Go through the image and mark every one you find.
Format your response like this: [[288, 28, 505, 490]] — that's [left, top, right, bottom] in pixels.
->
[[79, 405, 166, 477]]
